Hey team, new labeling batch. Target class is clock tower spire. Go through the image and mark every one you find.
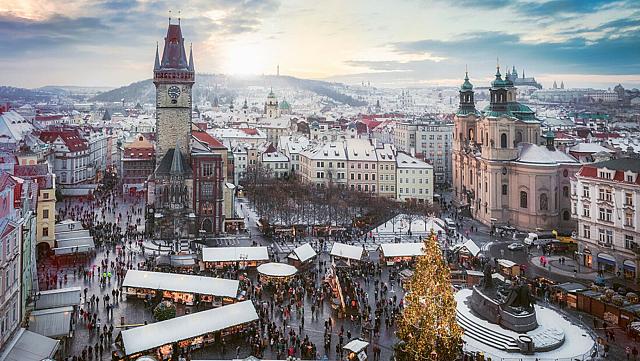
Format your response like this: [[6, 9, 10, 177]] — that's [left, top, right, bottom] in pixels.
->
[[154, 19, 195, 162]]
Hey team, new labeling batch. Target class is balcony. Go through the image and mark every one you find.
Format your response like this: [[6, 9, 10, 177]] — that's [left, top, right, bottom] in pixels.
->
[[597, 241, 613, 248]]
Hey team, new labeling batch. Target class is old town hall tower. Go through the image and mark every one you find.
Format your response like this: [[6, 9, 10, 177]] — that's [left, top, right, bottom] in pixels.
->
[[153, 20, 194, 161]]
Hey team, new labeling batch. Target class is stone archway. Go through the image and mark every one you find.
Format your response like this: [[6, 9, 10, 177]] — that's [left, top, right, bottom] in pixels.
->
[[36, 242, 51, 260], [202, 219, 213, 233]]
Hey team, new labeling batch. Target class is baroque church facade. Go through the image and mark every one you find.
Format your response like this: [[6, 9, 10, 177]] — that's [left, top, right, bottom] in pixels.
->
[[147, 21, 228, 237], [452, 66, 579, 232]]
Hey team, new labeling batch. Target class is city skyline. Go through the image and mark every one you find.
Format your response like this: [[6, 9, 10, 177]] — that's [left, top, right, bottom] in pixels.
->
[[1, 0, 639, 89]]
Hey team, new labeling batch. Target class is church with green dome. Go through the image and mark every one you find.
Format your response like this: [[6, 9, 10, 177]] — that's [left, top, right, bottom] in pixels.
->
[[451, 65, 579, 232]]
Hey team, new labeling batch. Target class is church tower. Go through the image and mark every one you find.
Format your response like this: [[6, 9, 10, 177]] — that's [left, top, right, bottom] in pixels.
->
[[265, 89, 279, 118], [154, 20, 195, 162]]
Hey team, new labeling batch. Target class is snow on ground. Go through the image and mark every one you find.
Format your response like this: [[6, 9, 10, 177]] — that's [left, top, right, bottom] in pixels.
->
[[372, 215, 446, 235], [456, 288, 596, 360]]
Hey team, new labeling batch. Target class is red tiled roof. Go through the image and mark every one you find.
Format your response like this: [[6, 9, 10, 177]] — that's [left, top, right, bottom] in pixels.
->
[[192, 130, 225, 149], [35, 114, 64, 121], [39, 129, 88, 152]]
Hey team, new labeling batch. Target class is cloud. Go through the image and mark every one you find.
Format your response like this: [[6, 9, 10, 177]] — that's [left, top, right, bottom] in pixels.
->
[[436, 0, 637, 18]]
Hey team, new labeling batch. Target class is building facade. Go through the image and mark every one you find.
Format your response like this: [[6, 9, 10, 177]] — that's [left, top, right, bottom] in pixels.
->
[[415, 120, 453, 184], [396, 151, 433, 203], [121, 135, 155, 193], [572, 158, 640, 282]]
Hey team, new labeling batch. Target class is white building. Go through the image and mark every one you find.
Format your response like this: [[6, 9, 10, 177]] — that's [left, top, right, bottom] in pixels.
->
[[299, 141, 348, 188], [259, 149, 290, 179], [396, 151, 434, 203], [572, 158, 640, 282], [415, 120, 453, 184], [346, 138, 378, 193]]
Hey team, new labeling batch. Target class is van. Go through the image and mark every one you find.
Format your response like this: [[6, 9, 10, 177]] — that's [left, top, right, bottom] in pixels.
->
[[524, 232, 555, 246], [444, 218, 456, 233]]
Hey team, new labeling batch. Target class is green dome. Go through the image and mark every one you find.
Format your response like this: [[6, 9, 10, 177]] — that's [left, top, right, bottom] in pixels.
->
[[482, 101, 537, 121], [460, 72, 473, 91], [279, 99, 291, 109]]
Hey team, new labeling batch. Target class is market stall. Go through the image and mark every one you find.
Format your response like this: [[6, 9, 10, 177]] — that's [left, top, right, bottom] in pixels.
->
[[257, 262, 298, 283], [378, 242, 424, 265], [0, 328, 59, 361], [343, 338, 369, 360], [117, 300, 259, 361], [287, 243, 317, 268], [202, 246, 269, 269], [122, 270, 239, 306], [35, 287, 82, 310], [552, 282, 589, 309], [330, 243, 365, 265], [497, 259, 520, 278]]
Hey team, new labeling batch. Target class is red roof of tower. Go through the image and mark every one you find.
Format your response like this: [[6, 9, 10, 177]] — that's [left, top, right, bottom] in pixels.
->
[[160, 23, 189, 70]]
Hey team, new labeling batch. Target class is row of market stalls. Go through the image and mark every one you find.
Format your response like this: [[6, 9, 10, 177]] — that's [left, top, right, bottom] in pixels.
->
[[122, 270, 240, 306], [115, 300, 259, 360], [52, 220, 96, 257], [547, 281, 640, 337], [0, 286, 82, 360]]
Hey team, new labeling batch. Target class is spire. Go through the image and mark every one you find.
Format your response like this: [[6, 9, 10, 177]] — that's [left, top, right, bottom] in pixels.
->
[[154, 42, 160, 70], [188, 43, 194, 71], [170, 141, 184, 175], [495, 57, 501, 77], [522, 69, 525, 78]]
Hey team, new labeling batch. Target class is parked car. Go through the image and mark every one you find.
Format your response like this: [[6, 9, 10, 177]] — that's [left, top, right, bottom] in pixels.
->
[[507, 242, 526, 251]]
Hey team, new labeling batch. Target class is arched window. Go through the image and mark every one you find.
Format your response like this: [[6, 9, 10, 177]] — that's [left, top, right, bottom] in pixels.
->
[[500, 133, 508, 148], [468, 128, 474, 141], [515, 131, 523, 145], [520, 191, 528, 209], [540, 193, 548, 211], [563, 210, 571, 221], [501, 184, 508, 195], [469, 170, 473, 185], [563, 186, 569, 198]]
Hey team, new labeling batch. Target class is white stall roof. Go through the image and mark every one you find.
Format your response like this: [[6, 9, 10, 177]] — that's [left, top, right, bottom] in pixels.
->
[[497, 259, 517, 268], [288, 243, 317, 263], [257, 262, 298, 277], [53, 244, 94, 255], [28, 306, 73, 338], [55, 230, 91, 240], [122, 270, 239, 298], [461, 238, 481, 257], [343, 338, 369, 353], [121, 300, 258, 356], [330, 243, 364, 261], [379, 243, 425, 258], [202, 246, 269, 262], [35, 287, 81, 310], [0, 328, 59, 361]]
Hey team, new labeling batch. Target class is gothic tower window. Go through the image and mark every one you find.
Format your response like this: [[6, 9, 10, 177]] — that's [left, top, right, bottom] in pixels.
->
[[500, 133, 508, 148], [520, 191, 528, 209]]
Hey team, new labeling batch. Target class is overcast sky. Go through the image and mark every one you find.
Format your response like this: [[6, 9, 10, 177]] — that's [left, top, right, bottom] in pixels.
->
[[1, 0, 639, 89]]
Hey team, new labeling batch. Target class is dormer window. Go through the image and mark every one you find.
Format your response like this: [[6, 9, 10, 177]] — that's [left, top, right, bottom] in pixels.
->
[[626, 174, 634, 182], [599, 170, 612, 179]]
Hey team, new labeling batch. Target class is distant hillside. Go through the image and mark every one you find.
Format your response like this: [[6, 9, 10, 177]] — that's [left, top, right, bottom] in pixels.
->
[[91, 74, 367, 106], [0, 86, 56, 103]]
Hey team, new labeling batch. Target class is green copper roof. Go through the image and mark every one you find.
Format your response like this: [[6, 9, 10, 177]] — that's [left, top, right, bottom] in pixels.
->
[[456, 108, 480, 116], [279, 99, 291, 109], [482, 101, 538, 121], [461, 72, 473, 91]]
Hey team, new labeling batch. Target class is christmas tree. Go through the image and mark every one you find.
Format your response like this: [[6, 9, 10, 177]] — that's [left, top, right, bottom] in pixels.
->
[[396, 230, 462, 360]]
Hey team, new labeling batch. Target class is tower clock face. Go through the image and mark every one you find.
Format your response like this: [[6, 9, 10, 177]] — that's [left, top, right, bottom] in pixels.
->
[[168, 86, 181, 99]]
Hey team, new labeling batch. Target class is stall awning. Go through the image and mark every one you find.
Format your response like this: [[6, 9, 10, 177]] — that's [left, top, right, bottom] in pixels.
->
[[597, 253, 616, 265], [28, 306, 73, 338], [121, 300, 258, 356], [379, 243, 425, 258], [623, 260, 636, 271], [202, 246, 269, 262], [287, 243, 317, 263], [35, 287, 81, 310], [330, 243, 365, 261], [460, 238, 481, 257], [497, 259, 517, 268], [343, 338, 369, 353], [555, 282, 588, 293], [0, 328, 59, 361], [122, 270, 239, 298]]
